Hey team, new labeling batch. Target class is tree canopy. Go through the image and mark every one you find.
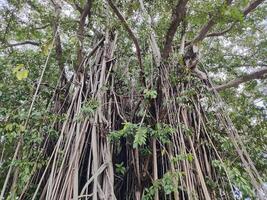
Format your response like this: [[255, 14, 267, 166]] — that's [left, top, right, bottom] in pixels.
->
[[0, 0, 266, 200]]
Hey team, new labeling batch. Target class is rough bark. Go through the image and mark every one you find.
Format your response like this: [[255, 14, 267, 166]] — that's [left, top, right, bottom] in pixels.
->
[[161, 0, 189, 61]]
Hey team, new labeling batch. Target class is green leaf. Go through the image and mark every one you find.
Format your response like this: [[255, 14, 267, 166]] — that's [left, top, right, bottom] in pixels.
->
[[41, 41, 53, 56], [12, 64, 24, 74], [230, 7, 243, 21], [133, 127, 147, 148], [115, 162, 126, 175], [144, 89, 157, 99], [16, 69, 29, 80]]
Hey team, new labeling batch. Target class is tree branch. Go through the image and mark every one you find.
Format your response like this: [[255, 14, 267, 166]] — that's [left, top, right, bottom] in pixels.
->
[[139, 0, 161, 66], [214, 67, 267, 91], [51, 1, 67, 84], [106, 0, 145, 86], [161, 0, 189, 61], [76, 0, 94, 69], [206, 0, 264, 38], [80, 1, 93, 23], [34, 24, 50, 30], [74, 2, 84, 13], [192, 19, 216, 43], [243, 0, 264, 16], [6, 40, 40, 47], [191, 1, 233, 43], [206, 23, 235, 37]]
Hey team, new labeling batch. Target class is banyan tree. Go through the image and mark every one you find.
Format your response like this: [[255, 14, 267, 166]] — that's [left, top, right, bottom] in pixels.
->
[[0, 0, 267, 199]]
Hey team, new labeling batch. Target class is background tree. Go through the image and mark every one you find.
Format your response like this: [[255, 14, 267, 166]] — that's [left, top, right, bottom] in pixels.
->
[[0, 0, 266, 199]]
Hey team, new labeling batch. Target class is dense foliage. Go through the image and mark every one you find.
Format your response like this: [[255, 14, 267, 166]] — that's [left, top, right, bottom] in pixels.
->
[[0, 0, 266, 199]]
